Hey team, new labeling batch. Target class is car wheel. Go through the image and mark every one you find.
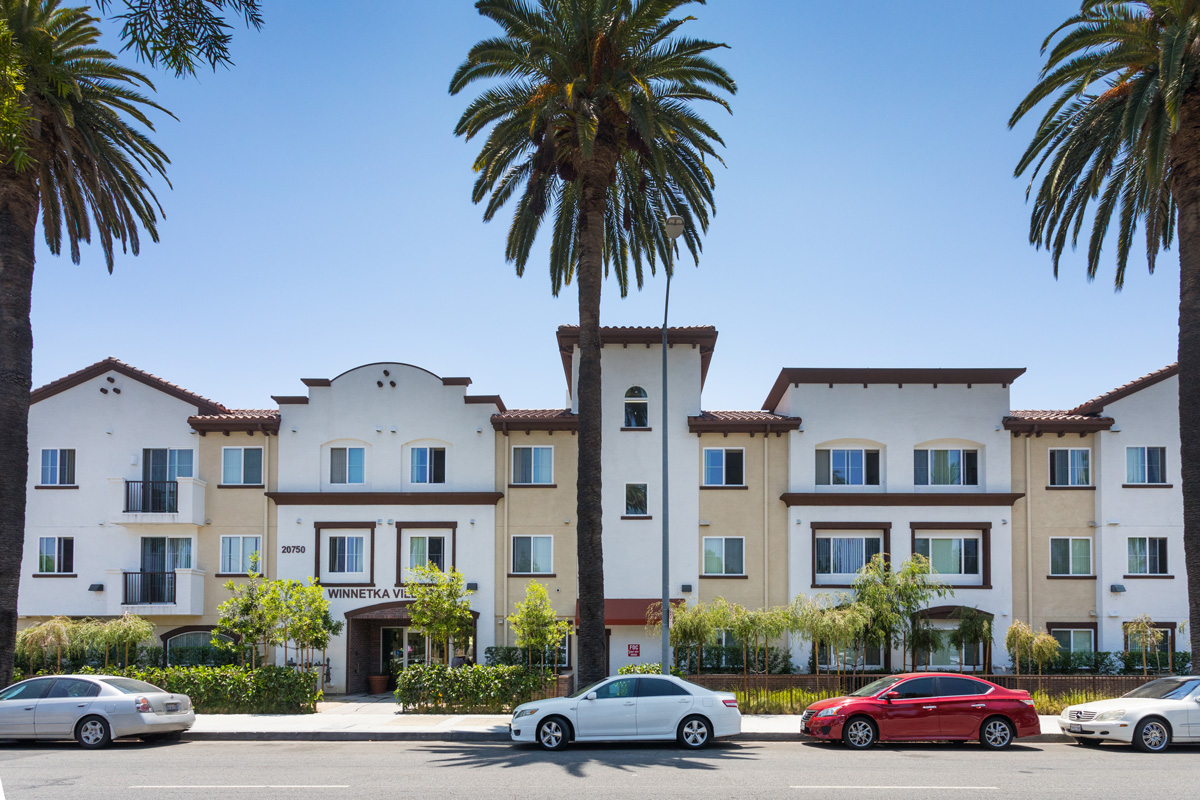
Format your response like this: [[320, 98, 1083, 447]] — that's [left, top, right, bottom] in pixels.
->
[[1133, 717, 1171, 753], [979, 717, 1015, 750], [76, 716, 112, 749], [678, 715, 712, 749], [841, 716, 877, 750], [536, 717, 569, 751]]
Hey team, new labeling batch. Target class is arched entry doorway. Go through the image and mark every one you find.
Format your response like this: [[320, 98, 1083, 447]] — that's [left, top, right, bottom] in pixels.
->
[[344, 601, 479, 694]]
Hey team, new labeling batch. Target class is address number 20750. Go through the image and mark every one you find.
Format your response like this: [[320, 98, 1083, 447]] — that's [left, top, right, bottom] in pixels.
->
[[281, 545, 306, 554]]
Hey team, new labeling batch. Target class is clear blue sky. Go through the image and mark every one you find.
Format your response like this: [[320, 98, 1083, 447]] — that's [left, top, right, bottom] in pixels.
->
[[30, 0, 1178, 415]]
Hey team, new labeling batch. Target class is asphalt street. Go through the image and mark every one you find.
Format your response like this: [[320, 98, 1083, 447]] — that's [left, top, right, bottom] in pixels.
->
[[1, 739, 1198, 799]]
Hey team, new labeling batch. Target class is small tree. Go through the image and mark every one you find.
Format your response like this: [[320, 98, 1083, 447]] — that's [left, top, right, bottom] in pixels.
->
[[406, 563, 475, 665], [215, 561, 277, 668], [1125, 614, 1167, 675], [853, 554, 905, 672], [1030, 632, 1061, 692], [508, 581, 570, 672], [895, 554, 953, 670], [947, 607, 992, 673], [107, 613, 155, 668], [1005, 620, 1035, 677], [908, 617, 943, 671]]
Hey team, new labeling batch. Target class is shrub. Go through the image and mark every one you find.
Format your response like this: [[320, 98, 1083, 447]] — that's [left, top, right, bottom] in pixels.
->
[[733, 687, 841, 714], [394, 663, 554, 712], [1029, 689, 1112, 716], [618, 662, 684, 677]]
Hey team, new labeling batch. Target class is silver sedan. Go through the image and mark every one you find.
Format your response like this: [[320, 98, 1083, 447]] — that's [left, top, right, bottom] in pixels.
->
[[0, 674, 194, 748]]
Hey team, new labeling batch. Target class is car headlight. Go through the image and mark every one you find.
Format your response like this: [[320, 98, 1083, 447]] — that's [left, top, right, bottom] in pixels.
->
[[1093, 710, 1125, 722], [815, 706, 842, 718], [513, 708, 538, 720]]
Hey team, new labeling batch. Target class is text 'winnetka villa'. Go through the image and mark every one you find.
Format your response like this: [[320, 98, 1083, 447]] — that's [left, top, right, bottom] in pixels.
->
[[18, 325, 1187, 693]]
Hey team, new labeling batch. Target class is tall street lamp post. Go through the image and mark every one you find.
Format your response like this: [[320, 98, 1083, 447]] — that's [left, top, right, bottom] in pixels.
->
[[661, 215, 685, 675]]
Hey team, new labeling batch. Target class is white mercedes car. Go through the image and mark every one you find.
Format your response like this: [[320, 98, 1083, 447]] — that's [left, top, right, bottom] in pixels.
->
[[510, 674, 741, 750], [0, 674, 194, 748], [1058, 675, 1200, 752]]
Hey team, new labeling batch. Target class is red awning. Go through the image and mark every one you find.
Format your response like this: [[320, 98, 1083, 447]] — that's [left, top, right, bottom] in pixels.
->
[[574, 598, 684, 627]]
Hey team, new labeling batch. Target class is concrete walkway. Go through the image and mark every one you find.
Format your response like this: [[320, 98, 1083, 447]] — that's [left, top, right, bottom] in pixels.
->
[[183, 694, 1070, 743]]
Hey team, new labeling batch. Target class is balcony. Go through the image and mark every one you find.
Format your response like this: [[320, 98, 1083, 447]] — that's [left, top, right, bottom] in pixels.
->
[[106, 568, 205, 615], [111, 477, 206, 526]]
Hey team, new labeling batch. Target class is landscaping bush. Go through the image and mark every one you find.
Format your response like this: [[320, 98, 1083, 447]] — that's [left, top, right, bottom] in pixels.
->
[[394, 663, 553, 712], [1029, 689, 1111, 716], [618, 662, 684, 678], [733, 687, 841, 715]]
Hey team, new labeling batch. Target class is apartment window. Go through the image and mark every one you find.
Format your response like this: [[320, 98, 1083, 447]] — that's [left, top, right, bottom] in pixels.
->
[[624, 386, 649, 428], [1127, 537, 1169, 575], [703, 448, 745, 486], [815, 535, 882, 576], [409, 535, 446, 571], [1124, 624, 1173, 659], [625, 483, 648, 516], [711, 629, 739, 668], [222, 447, 263, 485], [142, 448, 192, 480], [38, 537, 74, 574], [167, 537, 192, 570], [914, 449, 978, 486], [702, 537, 744, 575], [328, 535, 364, 573], [1049, 448, 1090, 486], [512, 446, 553, 485], [1126, 447, 1167, 484], [818, 642, 884, 671], [1050, 537, 1092, 576], [815, 449, 880, 486], [1050, 628, 1094, 654], [512, 535, 552, 574], [40, 449, 75, 486], [915, 536, 979, 576], [220, 535, 261, 574], [411, 447, 446, 484], [330, 447, 365, 485]]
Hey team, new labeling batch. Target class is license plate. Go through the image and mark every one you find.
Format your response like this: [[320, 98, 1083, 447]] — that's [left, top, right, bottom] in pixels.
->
[[166, 702, 180, 713], [1069, 724, 1082, 733]]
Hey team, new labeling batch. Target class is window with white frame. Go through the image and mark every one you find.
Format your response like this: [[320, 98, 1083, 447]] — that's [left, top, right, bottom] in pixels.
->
[[410, 447, 446, 484], [1050, 537, 1092, 576], [222, 447, 263, 485], [1126, 447, 1167, 484], [702, 536, 744, 575], [815, 449, 880, 486], [39, 448, 75, 486], [220, 535, 261, 574], [914, 449, 978, 486], [915, 534, 981, 582], [1128, 537, 1169, 575], [625, 483, 648, 516], [512, 446, 553, 485], [703, 448, 745, 486], [512, 535, 552, 574], [1049, 448, 1090, 486], [330, 447, 365, 484], [409, 534, 446, 571], [1050, 628, 1094, 654], [37, 537, 73, 574], [328, 535, 364, 573], [817, 641, 883, 671], [167, 537, 192, 570], [624, 386, 649, 428], [815, 534, 882, 579]]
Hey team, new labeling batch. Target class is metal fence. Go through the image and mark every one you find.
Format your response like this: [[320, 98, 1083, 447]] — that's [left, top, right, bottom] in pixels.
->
[[124, 480, 178, 513], [123, 571, 176, 605]]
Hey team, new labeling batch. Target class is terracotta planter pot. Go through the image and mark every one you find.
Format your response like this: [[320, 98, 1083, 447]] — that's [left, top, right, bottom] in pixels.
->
[[367, 674, 389, 695]]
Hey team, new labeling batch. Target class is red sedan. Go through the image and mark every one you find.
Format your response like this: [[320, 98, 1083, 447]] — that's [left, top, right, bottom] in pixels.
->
[[802, 673, 1040, 749]]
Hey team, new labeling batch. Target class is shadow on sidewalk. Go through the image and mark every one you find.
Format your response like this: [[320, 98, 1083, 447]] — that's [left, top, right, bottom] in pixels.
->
[[415, 741, 755, 778]]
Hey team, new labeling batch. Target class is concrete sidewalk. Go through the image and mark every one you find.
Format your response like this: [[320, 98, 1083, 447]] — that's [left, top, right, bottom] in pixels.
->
[[183, 694, 1070, 743]]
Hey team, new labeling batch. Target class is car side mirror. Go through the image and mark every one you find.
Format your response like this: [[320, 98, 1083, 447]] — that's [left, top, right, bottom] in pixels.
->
[[586, 692, 597, 701], [882, 691, 900, 703]]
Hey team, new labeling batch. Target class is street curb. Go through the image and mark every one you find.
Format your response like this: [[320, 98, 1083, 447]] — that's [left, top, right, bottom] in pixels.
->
[[181, 730, 1073, 744]]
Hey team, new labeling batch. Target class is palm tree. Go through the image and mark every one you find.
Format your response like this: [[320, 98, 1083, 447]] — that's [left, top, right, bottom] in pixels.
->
[[0, 0, 170, 688], [451, 0, 735, 684], [1010, 0, 1200, 660]]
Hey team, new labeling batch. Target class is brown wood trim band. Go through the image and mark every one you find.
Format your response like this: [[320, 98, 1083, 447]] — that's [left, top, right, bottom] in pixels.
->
[[783, 492, 1023, 506], [1122, 574, 1174, 579], [271, 395, 309, 405], [1045, 485, 1096, 490], [1122, 483, 1174, 488], [1046, 575, 1097, 580], [701, 485, 749, 490], [508, 483, 558, 489], [699, 574, 750, 579], [395, 521, 458, 577], [465, 395, 507, 412], [314, 521, 376, 587], [217, 484, 265, 489], [214, 573, 251, 578], [621, 515, 653, 520], [269, 492, 503, 506], [508, 573, 557, 578], [620, 427, 653, 432], [31, 573, 76, 578], [34, 485, 78, 490], [810, 584, 855, 589], [1046, 621, 1098, 633]]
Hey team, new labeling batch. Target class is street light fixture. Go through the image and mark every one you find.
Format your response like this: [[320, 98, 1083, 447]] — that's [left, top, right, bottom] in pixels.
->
[[662, 214, 684, 676]]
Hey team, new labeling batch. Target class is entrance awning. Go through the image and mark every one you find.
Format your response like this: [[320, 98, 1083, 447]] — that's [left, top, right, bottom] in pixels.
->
[[574, 598, 684, 627]]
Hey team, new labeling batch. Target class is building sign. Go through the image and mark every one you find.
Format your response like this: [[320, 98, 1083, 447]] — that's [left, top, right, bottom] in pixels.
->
[[628, 644, 640, 658], [325, 586, 417, 601]]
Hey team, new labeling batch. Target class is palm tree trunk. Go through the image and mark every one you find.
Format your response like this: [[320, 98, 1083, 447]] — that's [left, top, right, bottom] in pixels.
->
[[574, 148, 615, 687], [1174, 88, 1200, 662], [0, 169, 38, 690]]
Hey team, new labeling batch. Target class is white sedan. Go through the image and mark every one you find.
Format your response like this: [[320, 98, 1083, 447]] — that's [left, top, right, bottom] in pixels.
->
[[510, 674, 741, 750], [0, 674, 194, 748], [1059, 676, 1200, 752]]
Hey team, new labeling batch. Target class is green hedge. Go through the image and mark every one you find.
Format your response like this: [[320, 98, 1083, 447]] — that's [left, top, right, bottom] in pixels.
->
[[10, 665, 319, 714], [617, 662, 684, 677], [394, 664, 553, 713]]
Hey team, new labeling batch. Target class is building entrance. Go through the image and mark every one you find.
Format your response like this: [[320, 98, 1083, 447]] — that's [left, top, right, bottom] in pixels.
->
[[382, 627, 428, 686]]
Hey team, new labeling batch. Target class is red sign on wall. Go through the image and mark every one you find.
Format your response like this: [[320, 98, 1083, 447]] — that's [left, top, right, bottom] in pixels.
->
[[628, 644, 640, 658]]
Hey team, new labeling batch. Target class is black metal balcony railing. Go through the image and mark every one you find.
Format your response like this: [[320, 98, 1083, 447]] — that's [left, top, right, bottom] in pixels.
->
[[124, 480, 178, 513], [123, 571, 176, 605]]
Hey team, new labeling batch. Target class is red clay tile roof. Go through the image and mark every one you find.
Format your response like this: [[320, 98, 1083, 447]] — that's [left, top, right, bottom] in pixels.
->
[[31, 357, 227, 414], [555, 325, 719, 395], [492, 409, 578, 432], [688, 410, 802, 433], [1069, 363, 1178, 415], [188, 409, 280, 433], [1002, 409, 1114, 433]]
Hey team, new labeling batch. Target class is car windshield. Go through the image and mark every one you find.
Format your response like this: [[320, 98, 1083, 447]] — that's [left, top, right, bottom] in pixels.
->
[[849, 676, 905, 697], [101, 678, 165, 694], [1122, 678, 1200, 700], [568, 680, 606, 699]]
